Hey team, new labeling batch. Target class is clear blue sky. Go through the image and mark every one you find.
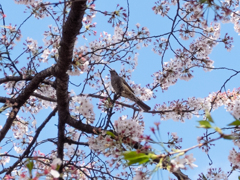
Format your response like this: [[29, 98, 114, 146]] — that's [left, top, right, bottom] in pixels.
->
[[1, 0, 240, 179]]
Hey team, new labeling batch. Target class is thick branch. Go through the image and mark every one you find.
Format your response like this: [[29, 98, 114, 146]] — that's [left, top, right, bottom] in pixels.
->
[[0, 75, 55, 87], [4, 107, 57, 176], [66, 115, 190, 180], [54, 0, 87, 168], [0, 67, 53, 142], [32, 93, 57, 102], [66, 116, 99, 135]]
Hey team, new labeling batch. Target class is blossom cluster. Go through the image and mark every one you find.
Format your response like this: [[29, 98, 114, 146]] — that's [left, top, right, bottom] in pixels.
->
[[64, 127, 83, 159], [106, 4, 127, 27], [231, 127, 240, 148], [152, 21, 220, 90], [11, 116, 30, 140], [198, 168, 228, 180], [0, 24, 22, 50], [152, 0, 177, 17], [151, 0, 236, 92], [132, 169, 151, 180], [87, 120, 150, 173], [14, 0, 37, 5], [154, 88, 240, 122], [9, 115, 37, 158], [22, 0, 52, 19], [168, 132, 182, 149], [0, 152, 10, 167], [88, 132, 121, 158], [10, 157, 63, 179], [70, 94, 95, 124], [67, 22, 150, 77], [114, 115, 145, 141], [66, 46, 90, 76], [66, 61, 89, 76], [170, 153, 197, 172], [41, 25, 61, 63], [82, 4, 97, 37], [88, 116, 145, 158], [228, 148, 240, 169], [63, 162, 92, 180]]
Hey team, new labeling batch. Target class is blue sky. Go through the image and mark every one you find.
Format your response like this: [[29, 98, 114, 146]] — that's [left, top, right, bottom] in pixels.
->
[[1, 0, 240, 179]]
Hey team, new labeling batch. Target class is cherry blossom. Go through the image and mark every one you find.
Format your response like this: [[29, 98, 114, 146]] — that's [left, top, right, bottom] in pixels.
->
[[1, 0, 240, 179]]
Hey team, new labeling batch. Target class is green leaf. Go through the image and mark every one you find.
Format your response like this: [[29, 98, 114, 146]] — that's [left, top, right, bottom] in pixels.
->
[[26, 159, 34, 174], [123, 151, 151, 166], [205, 111, 214, 123], [238, 176, 240, 180], [199, 0, 207, 3], [106, 131, 115, 138], [222, 135, 235, 140], [214, 127, 222, 134], [199, 0, 213, 5], [148, 153, 158, 160], [228, 120, 240, 126], [56, 164, 61, 171], [123, 151, 146, 159], [123, 151, 137, 159], [127, 157, 149, 165], [197, 120, 212, 129]]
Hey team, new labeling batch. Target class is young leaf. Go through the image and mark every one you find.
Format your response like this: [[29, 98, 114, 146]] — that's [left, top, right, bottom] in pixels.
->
[[205, 111, 214, 123], [222, 135, 234, 140], [197, 120, 212, 129], [123, 151, 147, 159], [26, 159, 34, 174], [148, 153, 158, 160], [106, 131, 115, 138], [127, 157, 149, 165], [228, 120, 240, 126], [214, 127, 222, 134], [199, 0, 207, 4], [123, 151, 150, 166]]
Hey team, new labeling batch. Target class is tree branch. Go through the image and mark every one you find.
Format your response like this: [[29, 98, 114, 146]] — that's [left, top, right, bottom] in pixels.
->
[[0, 67, 53, 142], [4, 107, 57, 176], [53, 0, 87, 172]]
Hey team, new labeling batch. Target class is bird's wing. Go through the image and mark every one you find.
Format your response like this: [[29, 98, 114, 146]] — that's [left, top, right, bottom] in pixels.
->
[[121, 77, 135, 94]]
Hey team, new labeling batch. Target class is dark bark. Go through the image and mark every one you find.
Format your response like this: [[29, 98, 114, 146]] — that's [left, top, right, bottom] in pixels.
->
[[53, 0, 87, 173], [3, 107, 57, 176], [66, 116, 100, 135], [0, 67, 53, 142]]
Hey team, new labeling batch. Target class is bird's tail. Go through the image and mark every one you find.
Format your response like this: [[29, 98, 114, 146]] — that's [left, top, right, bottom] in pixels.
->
[[136, 98, 151, 111], [122, 92, 151, 111]]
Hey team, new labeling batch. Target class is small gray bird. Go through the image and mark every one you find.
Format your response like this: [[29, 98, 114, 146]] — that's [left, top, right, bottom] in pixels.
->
[[109, 70, 151, 111]]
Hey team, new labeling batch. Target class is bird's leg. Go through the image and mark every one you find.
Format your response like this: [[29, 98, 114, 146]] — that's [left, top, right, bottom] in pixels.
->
[[114, 93, 121, 101], [111, 93, 121, 106], [130, 102, 138, 109]]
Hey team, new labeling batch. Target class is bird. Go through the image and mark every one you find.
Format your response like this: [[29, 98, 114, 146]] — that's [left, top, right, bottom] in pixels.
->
[[109, 69, 151, 111]]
